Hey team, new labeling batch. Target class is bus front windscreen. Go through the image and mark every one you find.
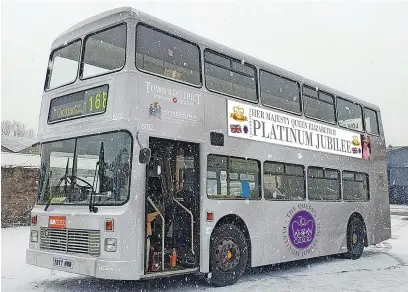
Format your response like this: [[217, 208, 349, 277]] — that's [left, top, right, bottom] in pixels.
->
[[37, 131, 132, 206]]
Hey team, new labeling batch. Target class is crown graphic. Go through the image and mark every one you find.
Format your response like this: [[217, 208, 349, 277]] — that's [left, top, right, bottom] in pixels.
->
[[351, 135, 360, 146], [230, 105, 247, 121], [233, 105, 244, 114], [291, 216, 314, 241]]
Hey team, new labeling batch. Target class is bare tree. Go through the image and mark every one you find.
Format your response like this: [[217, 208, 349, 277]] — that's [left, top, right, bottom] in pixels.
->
[[1, 120, 13, 136], [13, 121, 27, 137], [1, 120, 36, 138]]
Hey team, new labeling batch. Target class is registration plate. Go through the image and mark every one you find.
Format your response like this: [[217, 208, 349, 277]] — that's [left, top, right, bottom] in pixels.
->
[[53, 258, 73, 269]]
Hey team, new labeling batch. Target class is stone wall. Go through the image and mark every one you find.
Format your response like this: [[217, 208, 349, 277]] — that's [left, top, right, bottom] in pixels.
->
[[1, 167, 39, 227]]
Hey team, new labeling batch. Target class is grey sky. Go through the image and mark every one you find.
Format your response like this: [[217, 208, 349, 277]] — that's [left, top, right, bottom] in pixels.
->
[[2, 0, 407, 145]]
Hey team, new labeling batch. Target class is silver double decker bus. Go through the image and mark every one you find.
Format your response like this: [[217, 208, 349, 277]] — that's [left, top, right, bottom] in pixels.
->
[[26, 7, 391, 286]]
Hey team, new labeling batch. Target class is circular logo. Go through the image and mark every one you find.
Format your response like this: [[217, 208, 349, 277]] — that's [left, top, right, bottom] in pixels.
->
[[288, 210, 316, 249]]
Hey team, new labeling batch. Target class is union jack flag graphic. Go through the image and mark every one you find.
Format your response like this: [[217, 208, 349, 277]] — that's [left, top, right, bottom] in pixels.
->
[[230, 124, 242, 133]]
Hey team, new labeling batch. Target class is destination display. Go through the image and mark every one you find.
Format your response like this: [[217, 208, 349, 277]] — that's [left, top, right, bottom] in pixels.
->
[[227, 100, 371, 160], [48, 85, 108, 123]]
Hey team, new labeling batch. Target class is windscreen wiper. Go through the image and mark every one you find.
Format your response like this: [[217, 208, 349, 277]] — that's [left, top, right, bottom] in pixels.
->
[[89, 142, 104, 213], [39, 169, 50, 203], [45, 158, 69, 211]]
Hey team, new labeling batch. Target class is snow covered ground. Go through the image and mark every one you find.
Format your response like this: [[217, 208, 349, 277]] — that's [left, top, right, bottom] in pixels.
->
[[390, 204, 408, 216], [2, 214, 408, 292]]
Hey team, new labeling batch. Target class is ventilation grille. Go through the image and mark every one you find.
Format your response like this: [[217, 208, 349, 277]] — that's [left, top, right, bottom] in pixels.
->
[[40, 227, 100, 256]]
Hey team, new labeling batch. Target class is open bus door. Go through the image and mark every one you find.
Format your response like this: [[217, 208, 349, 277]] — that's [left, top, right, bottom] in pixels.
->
[[144, 138, 200, 277]]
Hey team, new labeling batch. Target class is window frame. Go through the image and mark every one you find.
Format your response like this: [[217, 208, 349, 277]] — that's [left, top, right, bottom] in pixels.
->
[[302, 85, 336, 125], [363, 107, 380, 136], [44, 38, 82, 92], [204, 48, 259, 103], [307, 166, 341, 202], [336, 96, 364, 133], [135, 22, 203, 88], [263, 161, 306, 201], [36, 129, 133, 207], [80, 22, 128, 81], [342, 170, 370, 202], [206, 154, 261, 200], [259, 69, 302, 116]]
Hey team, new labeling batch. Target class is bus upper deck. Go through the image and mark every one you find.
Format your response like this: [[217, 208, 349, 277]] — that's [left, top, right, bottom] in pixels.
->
[[39, 6, 383, 143]]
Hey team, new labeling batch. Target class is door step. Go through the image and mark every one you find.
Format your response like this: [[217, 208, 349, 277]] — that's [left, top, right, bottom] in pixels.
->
[[142, 267, 198, 279]]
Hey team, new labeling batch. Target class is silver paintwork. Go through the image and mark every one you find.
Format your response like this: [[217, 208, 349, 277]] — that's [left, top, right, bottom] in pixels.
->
[[27, 6, 390, 281]]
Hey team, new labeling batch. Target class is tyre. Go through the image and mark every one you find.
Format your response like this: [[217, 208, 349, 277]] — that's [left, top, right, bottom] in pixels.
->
[[344, 217, 365, 260], [208, 224, 248, 287]]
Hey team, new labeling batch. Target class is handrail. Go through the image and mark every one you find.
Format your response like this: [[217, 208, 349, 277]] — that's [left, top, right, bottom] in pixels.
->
[[147, 197, 165, 271], [172, 198, 195, 255]]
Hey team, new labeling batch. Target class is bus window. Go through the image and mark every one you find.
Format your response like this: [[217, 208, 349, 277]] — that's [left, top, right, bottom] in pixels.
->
[[136, 24, 201, 86], [364, 108, 380, 135], [46, 40, 81, 90], [204, 50, 257, 102], [82, 23, 127, 79], [207, 154, 260, 200], [264, 161, 305, 200], [303, 86, 336, 124], [260, 70, 301, 114], [337, 97, 364, 132], [307, 166, 341, 201], [37, 131, 132, 206], [343, 171, 369, 201]]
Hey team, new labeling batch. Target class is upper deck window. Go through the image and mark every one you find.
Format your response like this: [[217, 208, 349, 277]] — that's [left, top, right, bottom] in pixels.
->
[[136, 24, 201, 86], [82, 23, 127, 79], [364, 108, 380, 135], [303, 86, 335, 123], [204, 50, 258, 102], [337, 97, 363, 132], [46, 40, 81, 90], [260, 70, 301, 113]]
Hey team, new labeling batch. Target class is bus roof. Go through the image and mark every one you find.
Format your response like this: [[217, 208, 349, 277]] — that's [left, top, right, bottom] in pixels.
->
[[52, 6, 380, 111]]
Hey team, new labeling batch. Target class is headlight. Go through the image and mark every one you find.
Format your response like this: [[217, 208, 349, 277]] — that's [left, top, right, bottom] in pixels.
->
[[30, 230, 38, 242], [104, 238, 117, 252]]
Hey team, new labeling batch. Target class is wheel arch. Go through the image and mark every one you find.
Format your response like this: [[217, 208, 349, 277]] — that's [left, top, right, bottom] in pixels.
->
[[347, 212, 368, 247], [211, 214, 252, 266]]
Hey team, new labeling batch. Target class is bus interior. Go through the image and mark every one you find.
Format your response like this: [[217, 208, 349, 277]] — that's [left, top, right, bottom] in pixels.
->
[[144, 137, 200, 276]]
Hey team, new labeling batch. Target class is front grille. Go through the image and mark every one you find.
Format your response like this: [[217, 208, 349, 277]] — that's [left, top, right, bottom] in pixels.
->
[[40, 228, 100, 256]]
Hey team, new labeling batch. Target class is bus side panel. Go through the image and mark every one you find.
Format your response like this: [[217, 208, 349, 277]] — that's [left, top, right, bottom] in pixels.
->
[[367, 135, 391, 244], [200, 90, 390, 271], [199, 200, 372, 269]]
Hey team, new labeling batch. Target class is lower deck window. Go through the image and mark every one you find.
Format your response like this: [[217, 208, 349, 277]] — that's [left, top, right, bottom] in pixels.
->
[[207, 154, 260, 200], [264, 161, 305, 200], [308, 167, 340, 201], [343, 171, 369, 201]]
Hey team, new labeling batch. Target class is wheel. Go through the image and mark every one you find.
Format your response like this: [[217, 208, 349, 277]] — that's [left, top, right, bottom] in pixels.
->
[[208, 224, 248, 287], [344, 217, 365, 260]]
